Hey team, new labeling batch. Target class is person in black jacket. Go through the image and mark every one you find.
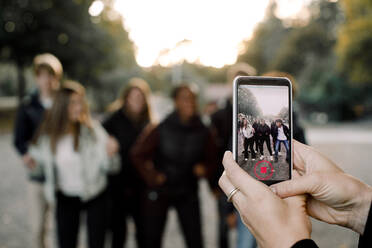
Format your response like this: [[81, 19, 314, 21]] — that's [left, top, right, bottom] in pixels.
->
[[13, 53, 62, 248], [270, 120, 279, 151], [219, 141, 372, 248], [272, 119, 290, 162], [210, 63, 258, 248], [257, 119, 273, 161], [252, 118, 259, 153], [210, 99, 236, 248], [102, 78, 152, 248], [131, 85, 217, 248]]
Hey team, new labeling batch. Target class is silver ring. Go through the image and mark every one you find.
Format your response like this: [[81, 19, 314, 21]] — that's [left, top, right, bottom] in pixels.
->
[[227, 188, 239, 202]]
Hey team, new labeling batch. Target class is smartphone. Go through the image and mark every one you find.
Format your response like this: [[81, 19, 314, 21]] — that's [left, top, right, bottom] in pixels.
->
[[233, 76, 292, 185]]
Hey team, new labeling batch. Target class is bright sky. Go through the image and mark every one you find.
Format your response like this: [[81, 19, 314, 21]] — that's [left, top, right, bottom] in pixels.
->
[[93, 0, 311, 68], [243, 85, 288, 116]]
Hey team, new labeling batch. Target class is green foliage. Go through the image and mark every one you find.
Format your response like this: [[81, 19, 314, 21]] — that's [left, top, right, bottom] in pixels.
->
[[237, 0, 372, 120], [239, 0, 342, 77], [0, 0, 138, 110], [336, 0, 372, 85], [278, 107, 289, 121], [238, 2, 289, 74], [299, 72, 359, 120], [270, 23, 334, 74]]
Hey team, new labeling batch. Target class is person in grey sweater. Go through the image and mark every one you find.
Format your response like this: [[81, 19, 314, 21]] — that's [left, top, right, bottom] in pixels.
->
[[29, 81, 120, 248]]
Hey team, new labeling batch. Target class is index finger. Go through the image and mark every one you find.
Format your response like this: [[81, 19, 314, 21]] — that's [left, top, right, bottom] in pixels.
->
[[293, 140, 342, 174], [222, 151, 272, 200]]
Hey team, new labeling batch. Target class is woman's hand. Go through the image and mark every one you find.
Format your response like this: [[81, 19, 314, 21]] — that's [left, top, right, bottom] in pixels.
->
[[271, 141, 372, 235], [219, 151, 311, 248], [22, 153, 36, 169], [106, 136, 119, 157]]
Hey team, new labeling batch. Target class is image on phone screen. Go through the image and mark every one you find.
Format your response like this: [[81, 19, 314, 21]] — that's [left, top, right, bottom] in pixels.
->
[[234, 77, 292, 184]]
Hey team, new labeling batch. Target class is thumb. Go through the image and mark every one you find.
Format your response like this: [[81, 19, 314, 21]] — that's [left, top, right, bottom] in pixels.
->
[[271, 174, 318, 198]]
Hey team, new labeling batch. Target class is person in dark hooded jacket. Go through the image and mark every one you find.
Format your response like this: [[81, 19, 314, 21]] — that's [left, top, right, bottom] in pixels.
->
[[131, 85, 217, 248]]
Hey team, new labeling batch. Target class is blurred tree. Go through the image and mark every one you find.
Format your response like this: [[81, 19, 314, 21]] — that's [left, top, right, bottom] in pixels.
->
[[336, 0, 372, 85], [278, 107, 288, 121], [0, 0, 137, 105], [238, 87, 261, 117], [183, 62, 228, 84], [270, 0, 342, 76], [237, 0, 368, 121], [238, 0, 343, 79], [299, 73, 359, 120], [237, 1, 289, 74]]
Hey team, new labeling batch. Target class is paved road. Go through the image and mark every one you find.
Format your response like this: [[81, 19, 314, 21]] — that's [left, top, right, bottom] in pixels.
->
[[1, 123, 372, 248]]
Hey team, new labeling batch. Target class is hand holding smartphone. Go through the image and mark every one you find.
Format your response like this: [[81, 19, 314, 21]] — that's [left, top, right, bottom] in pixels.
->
[[233, 76, 293, 185]]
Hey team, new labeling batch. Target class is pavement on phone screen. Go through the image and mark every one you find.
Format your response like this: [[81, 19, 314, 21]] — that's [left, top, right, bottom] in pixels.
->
[[237, 132, 290, 181]]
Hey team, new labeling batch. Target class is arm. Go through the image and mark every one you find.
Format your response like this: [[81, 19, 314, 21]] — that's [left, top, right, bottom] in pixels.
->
[[195, 131, 218, 179], [291, 240, 319, 248], [358, 202, 372, 247], [93, 122, 120, 174], [28, 139, 46, 180], [130, 124, 165, 187], [13, 104, 32, 156], [13, 104, 38, 169], [266, 126, 271, 136], [208, 116, 226, 190], [285, 125, 290, 140], [102, 113, 115, 135]]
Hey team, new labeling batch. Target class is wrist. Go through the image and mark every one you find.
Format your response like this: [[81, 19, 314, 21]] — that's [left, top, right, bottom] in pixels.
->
[[259, 224, 311, 248], [291, 239, 318, 248], [285, 230, 311, 248], [263, 232, 310, 248], [349, 185, 372, 234]]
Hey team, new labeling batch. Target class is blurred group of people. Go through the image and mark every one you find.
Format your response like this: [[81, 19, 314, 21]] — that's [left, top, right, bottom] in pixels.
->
[[238, 115, 290, 162], [13, 54, 304, 248]]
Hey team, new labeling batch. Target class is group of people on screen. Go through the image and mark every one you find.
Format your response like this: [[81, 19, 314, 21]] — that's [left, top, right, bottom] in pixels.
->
[[238, 114, 290, 163]]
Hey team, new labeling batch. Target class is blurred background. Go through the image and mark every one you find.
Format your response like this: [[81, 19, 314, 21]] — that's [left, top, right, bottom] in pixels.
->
[[0, 0, 372, 248]]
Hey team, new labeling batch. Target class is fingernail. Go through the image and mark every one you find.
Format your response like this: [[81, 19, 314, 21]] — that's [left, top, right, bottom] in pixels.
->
[[270, 186, 277, 194]]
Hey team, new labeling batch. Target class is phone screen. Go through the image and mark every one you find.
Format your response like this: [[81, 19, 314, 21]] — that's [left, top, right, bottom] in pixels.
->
[[234, 76, 292, 185]]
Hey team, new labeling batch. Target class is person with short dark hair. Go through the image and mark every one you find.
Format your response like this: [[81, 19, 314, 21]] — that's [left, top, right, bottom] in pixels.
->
[[273, 119, 290, 162], [13, 53, 62, 248], [131, 84, 217, 248]]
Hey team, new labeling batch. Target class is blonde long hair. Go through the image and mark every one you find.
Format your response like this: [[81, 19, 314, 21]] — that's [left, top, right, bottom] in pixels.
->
[[34, 80, 92, 153]]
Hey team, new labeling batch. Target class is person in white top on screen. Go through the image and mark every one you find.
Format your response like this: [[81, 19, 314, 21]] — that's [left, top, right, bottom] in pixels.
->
[[241, 118, 256, 161]]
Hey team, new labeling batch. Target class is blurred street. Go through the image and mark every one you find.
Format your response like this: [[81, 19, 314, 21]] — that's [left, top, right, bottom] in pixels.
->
[[1, 122, 371, 248]]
